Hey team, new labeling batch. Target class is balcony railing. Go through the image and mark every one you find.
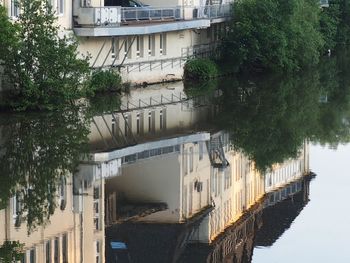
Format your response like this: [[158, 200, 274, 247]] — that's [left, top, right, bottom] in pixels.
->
[[196, 4, 232, 19], [74, 4, 232, 27], [320, 0, 329, 7], [121, 6, 182, 23]]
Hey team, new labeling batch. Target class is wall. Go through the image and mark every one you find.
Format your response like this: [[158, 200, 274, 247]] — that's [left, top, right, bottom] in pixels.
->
[[88, 81, 213, 151], [105, 152, 182, 222]]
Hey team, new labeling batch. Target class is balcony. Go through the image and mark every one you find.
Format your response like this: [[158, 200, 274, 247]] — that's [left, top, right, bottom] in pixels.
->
[[320, 0, 329, 7], [73, 4, 232, 37]]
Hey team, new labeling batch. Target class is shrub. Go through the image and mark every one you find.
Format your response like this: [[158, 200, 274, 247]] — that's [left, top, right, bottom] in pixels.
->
[[184, 58, 219, 80], [89, 70, 122, 94]]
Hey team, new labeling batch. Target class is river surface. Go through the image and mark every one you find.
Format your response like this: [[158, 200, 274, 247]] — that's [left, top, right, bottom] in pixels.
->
[[0, 52, 350, 263]]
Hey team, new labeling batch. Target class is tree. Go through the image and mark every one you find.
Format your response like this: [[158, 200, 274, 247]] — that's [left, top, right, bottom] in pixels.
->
[[4, 0, 90, 110], [216, 72, 320, 171], [0, 5, 18, 69], [223, 0, 324, 72], [0, 241, 25, 263], [215, 51, 350, 171], [0, 107, 90, 232]]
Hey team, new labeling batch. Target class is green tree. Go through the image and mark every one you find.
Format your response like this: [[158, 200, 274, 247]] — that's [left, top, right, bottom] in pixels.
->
[[0, 108, 90, 232], [5, 0, 90, 111], [223, 0, 324, 72], [0, 5, 18, 71], [215, 51, 350, 171], [217, 72, 321, 171], [0, 241, 25, 263], [320, 2, 341, 50]]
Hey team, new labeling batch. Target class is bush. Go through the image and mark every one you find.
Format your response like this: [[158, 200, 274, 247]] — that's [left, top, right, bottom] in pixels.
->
[[184, 58, 219, 80], [89, 70, 122, 94]]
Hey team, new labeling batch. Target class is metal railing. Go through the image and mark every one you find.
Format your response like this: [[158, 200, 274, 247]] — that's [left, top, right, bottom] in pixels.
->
[[74, 4, 232, 27], [121, 6, 182, 22], [75, 7, 121, 26], [196, 4, 232, 19], [320, 0, 329, 7]]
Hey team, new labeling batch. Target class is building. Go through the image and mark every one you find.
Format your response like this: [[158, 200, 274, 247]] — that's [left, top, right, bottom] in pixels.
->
[[1, 0, 233, 84], [264, 141, 310, 193]]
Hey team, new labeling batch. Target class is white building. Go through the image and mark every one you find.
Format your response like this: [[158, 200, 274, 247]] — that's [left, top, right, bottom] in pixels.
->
[[264, 141, 310, 193], [0, 174, 106, 263], [1, 0, 234, 84]]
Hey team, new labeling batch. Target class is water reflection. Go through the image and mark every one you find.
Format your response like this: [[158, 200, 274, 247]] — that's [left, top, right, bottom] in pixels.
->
[[218, 53, 350, 170], [181, 175, 313, 263], [1, 52, 350, 262]]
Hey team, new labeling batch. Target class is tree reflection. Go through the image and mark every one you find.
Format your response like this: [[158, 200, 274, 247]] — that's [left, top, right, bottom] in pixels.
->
[[218, 52, 350, 170], [0, 107, 90, 232]]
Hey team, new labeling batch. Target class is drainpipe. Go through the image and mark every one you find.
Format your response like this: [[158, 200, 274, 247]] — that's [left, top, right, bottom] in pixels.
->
[[4, 206, 9, 241]]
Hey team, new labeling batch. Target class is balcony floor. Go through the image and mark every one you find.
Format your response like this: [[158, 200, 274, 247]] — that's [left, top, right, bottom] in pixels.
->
[[74, 19, 211, 37]]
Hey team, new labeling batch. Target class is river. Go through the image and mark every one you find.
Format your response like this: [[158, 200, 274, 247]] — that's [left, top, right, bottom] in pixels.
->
[[0, 51, 350, 263]]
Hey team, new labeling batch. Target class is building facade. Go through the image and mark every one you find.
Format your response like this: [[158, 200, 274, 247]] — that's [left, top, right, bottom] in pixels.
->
[[1, 0, 233, 84]]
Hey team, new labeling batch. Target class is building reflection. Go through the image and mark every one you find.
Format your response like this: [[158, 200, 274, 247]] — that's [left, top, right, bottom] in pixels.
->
[[0, 82, 312, 263], [180, 175, 313, 263]]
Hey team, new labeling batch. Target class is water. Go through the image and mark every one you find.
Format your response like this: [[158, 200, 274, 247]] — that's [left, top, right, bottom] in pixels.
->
[[1, 52, 350, 263], [252, 144, 350, 262]]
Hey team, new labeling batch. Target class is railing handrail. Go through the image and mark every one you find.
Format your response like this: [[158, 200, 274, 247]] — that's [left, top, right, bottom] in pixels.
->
[[76, 4, 232, 26]]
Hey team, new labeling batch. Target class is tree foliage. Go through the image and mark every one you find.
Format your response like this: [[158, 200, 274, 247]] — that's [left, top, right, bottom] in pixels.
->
[[215, 51, 350, 171], [320, 0, 350, 47], [0, 107, 90, 232], [1, 0, 90, 111], [0, 241, 25, 263], [223, 0, 324, 72], [0, 5, 18, 71]]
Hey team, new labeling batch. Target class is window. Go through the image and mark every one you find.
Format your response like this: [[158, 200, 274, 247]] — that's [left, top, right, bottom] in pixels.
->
[[95, 241, 101, 263], [159, 110, 163, 130], [62, 234, 68, 263], [45, 241, 51, 263], [13, 193, 22, 227], [136, 113, 140, 134], [199, 142, 204, 160], [112, 118, 116, 136], [136, 36, 143, 58], [148, 111, 155, 132], [57, 0, 64, 15], [30, 249, 36, 263], [136, 112, 143, 134], [111, 38, 115, 59], [189, 182, 193, 215], [189, 147, 193, 173], [54, 238, 60, 263], [183, 149, 188, 175], [148, 35, 155, 56], [94, 186, 100, 230], [159, 33, 167, 55], [124, 38, 128, 57], [148, 111, 152, 132], [124, 114, 130, 136], [11, 0, 20, 18], [59, 177, 67, 210], [183, 186, 187, 217]]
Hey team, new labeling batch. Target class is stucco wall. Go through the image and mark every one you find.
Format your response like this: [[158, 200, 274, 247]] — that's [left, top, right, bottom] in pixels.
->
[[106, 152, 182, 222]]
